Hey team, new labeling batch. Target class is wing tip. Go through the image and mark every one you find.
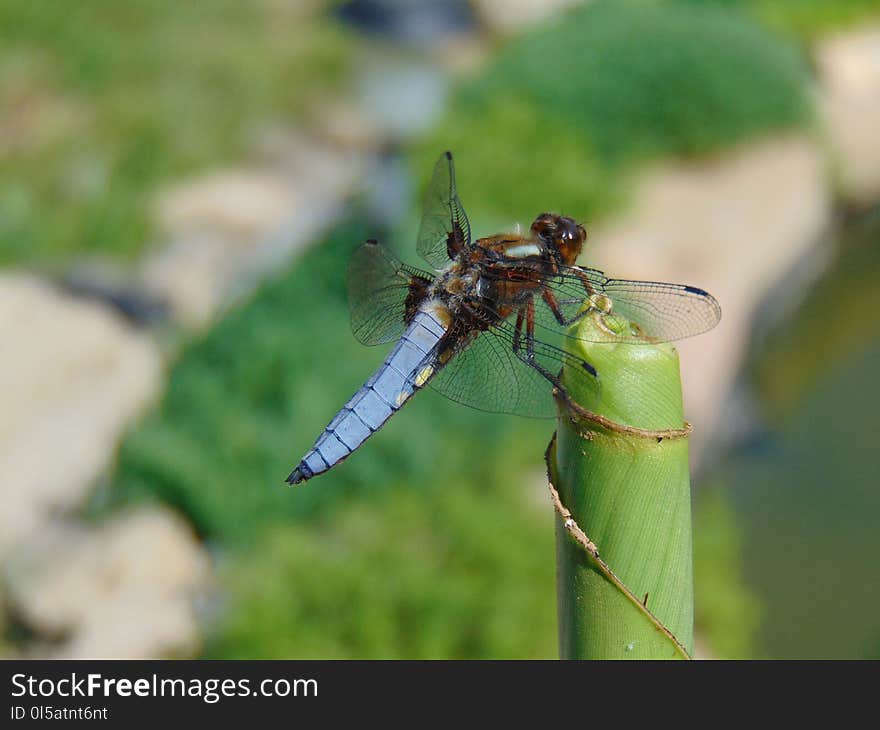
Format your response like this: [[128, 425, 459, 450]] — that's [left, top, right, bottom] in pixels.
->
[[690, 286, 723, 328], [683, 284, 708, 296]]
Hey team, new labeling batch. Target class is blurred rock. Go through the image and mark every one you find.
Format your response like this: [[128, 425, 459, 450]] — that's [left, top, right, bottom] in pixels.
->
[[430, 31, 492, 74], [142, 135, 365, 330], [362, 151, 412, 230], [818, 26, 880, 206], [155, 170, 295, 238], [471, 0, 582, 35], [63, 259, 168, 326], [3, 507, 210, 659], [311, 97, 383, 151], [354, 53, 449, 141], [0, 275, 162, 554], [588, 134, 830, 461], [140, 230, 250, 331]]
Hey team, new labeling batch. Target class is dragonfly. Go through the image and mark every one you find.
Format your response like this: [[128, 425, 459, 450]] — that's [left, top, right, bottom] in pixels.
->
[[286, 151, 720, 485]]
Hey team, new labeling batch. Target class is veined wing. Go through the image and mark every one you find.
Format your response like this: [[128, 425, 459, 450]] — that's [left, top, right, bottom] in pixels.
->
[[553, 266, 721, 342], [348, 239, 434, 346], [347, 241, 595, 417], [482, 264, 721, 344], [428, 316, 596, 419], [416, 151, 472, 270]]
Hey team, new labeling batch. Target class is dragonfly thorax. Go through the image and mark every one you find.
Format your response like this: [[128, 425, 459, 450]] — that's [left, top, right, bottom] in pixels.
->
[[428, 243, 547, 327]]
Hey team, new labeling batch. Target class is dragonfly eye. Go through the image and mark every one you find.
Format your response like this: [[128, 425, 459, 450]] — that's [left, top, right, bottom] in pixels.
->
[[529, 214, 584, 265], [557, 217, 583, 243]]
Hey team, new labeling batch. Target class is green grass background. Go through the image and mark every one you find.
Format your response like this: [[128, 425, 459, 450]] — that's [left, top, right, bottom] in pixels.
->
[[0, 0, 350, 266], [5, 0, 878, 658]]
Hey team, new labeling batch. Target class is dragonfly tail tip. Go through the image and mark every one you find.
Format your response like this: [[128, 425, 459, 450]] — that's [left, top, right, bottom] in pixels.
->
[[285, 466, 311, 486]]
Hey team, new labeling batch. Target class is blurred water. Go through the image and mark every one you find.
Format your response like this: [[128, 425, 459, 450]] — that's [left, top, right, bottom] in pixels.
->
[[336, 0, 474, 48], [724, 209, 880, 658]]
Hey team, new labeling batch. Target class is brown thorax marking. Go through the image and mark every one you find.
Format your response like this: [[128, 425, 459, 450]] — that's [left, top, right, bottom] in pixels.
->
[[412, 212, 589, 335]]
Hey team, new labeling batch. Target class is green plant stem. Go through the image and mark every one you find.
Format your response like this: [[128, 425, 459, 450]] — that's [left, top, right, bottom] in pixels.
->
[[553, 312, 694, 659]]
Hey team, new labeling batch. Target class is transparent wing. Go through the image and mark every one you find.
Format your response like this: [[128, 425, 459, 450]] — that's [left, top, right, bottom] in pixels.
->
[[429, 316, 596, 419], [347, 239, 434, 346], [416, 151, 472, 269], [483, 264, 721, 344]]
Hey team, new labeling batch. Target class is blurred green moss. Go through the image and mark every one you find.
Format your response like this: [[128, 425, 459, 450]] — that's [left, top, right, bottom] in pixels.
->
[[0, 1, 352, 266], [208, 484, 556, 659], [754, 0, 880, 39], [679, 0, 880, 40], [693, 484, 762, 658], [415, 0, 811, 229]]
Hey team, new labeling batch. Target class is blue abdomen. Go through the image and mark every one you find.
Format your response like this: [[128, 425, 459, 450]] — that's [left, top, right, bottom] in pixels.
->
[[287, 301, 450, 485]]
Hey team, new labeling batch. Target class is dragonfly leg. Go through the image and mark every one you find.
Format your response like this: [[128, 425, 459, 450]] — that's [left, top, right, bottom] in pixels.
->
[[573, 267, 597, 297], [513, 297, 597, 382], [512, 308, 525, 351], [510, 298, 567, 390], [542, 287, 589, 327], [526, 297, 537, 359], [446, 224, 466, 260], [542, 288, 566, 325], [509, 304, 530, 358]]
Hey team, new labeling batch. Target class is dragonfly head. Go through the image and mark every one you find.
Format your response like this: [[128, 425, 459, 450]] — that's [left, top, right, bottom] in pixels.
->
[[530, 213, 586, 266]]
